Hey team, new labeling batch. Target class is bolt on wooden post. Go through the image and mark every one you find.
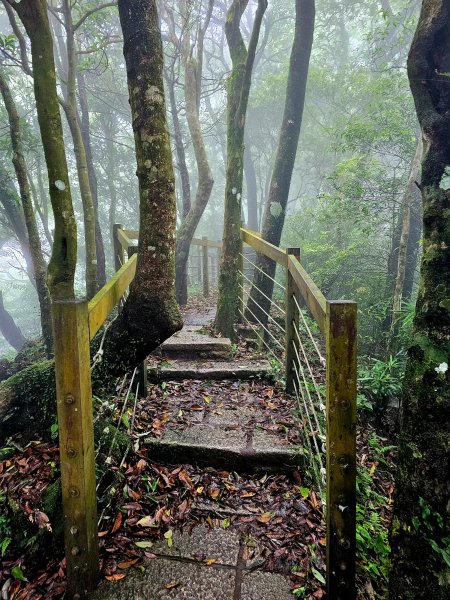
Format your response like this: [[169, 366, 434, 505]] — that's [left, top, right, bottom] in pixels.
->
[[285, 248, 300, 394], [325, 300, 357, 600], [52, 300, 99, 599], [202, 236, 209, 297]]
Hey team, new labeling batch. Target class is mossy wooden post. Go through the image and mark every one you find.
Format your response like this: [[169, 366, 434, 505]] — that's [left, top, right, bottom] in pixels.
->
[[238, 230, 244, 321], [113, 223, 124, 272], [52, 299, 99, 599], [127, 245, 147, 398], [285, 248, 300, 394], [202, 236, 209, 297], [325, 300, 357, 600]]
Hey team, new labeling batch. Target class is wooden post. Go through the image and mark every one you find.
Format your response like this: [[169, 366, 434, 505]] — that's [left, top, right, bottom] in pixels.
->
[[325, 301, 357, 600], [127, 245, 147, 398], [52, 300, 99, 599], [238, 231, 244, 322], [202, 237, 209, 297], [113, 223, 124, 272], [285, 248, 300, 394]]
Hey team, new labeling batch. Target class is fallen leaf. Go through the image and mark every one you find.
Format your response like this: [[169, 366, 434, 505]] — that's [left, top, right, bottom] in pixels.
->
[[257, 512, 272, 523], [111, 512, 122, 533], [165, 581, 179, 589], [105, 573, 126, 582], [118, 559, 140, 569]]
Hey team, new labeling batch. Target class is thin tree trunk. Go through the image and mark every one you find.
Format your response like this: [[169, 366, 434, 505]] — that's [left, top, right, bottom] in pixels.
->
[[0, 166, 33, 277], [403, 187, 422, 300], [175, 0, 215, 306], [101, 117, 119, 254], [244, 0, 315, 328], [0, 68, 53, 354], [390, 137, 423, 345], [389, 2, 450, 598], [77, 69, 107, 286], [59, 0, 98, 299], [0, 291, 27, 352], [244, 142, 258, 230], [9, 0, 77, 301], [214, 0, 268, 338]]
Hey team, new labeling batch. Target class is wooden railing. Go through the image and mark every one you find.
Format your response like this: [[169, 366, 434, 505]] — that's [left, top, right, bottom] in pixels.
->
[[52, 225, 355, 599], [52, 249, 138, 598], [52, 226, 224, 598], [239, 228, 357, 600]]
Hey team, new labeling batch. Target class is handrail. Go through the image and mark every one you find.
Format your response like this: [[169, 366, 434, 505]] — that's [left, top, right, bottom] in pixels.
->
[[88, 254, 137, 340], [117, 227, 133, 251], [288, 255, 326, 333], [123, 229, 223, 250], [241, 228, 287, 267]]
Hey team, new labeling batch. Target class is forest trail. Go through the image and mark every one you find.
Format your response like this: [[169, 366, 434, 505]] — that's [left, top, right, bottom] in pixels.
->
[[92, 298, 321, 599]]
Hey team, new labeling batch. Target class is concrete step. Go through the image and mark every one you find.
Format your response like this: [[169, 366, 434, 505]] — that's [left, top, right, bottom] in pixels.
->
[[148, 358, 271, 382], [157, 326, 232, 360], [143, 434, 303, 472]]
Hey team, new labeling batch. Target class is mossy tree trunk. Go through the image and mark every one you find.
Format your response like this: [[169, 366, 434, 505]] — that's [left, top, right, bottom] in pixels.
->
[[8, 0, 77, 301], [214, 0, 268, 339], [389, 2, 450, 599], [0, 67, 53, 354], [174, 0, 215, 306], [245, 0, 315, 329], [101, 0, 183, 373]]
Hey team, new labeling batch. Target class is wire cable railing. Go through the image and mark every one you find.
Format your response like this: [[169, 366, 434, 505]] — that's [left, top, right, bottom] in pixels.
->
[[238, 227, 357, 598]]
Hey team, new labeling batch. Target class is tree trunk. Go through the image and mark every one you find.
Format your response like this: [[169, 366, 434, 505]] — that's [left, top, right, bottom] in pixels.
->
[[175, 0, 215, 306], [77, 68, 107, 287], [0, 68, 53, 355], [0, 166, 34, 277], [403, 188, 422, 300], [59, 0, 98, 299], [101, 0, 183, 373], [244, 0, 315, 329], [214, 0, 268, 338], [389, 3, 450, 599], [390, 137, 423, 345], [0, 291, 27, 352], [244, 142, 259, 230], [9, 0, 77, 301]]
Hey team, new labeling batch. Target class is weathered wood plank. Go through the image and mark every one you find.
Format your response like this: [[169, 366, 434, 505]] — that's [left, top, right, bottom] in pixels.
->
[[88, 254, 137, 340], [288, 255, 327, 333], [285, 248, 300, 394], [240, 228, 287, 267], [117, 227, 133, 251], [52, 300, 99, 598], [326, 300, 357, 600]]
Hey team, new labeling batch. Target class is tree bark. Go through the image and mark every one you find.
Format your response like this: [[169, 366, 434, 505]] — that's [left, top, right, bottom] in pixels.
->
[[8, 0, 77, 301], [244, 142, 259, 230], [101, 0, 183, 373], [0, 68, 53, 354], [214, 0, 268, 338], [0, 291, 27, 352], [175, 0, 215, 306], [389, 3, 450, 598], [244, 0, 315, 329], [77, 68, 107, 287], [390, 137, 423, 345], [58, 0, 98, 299]]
